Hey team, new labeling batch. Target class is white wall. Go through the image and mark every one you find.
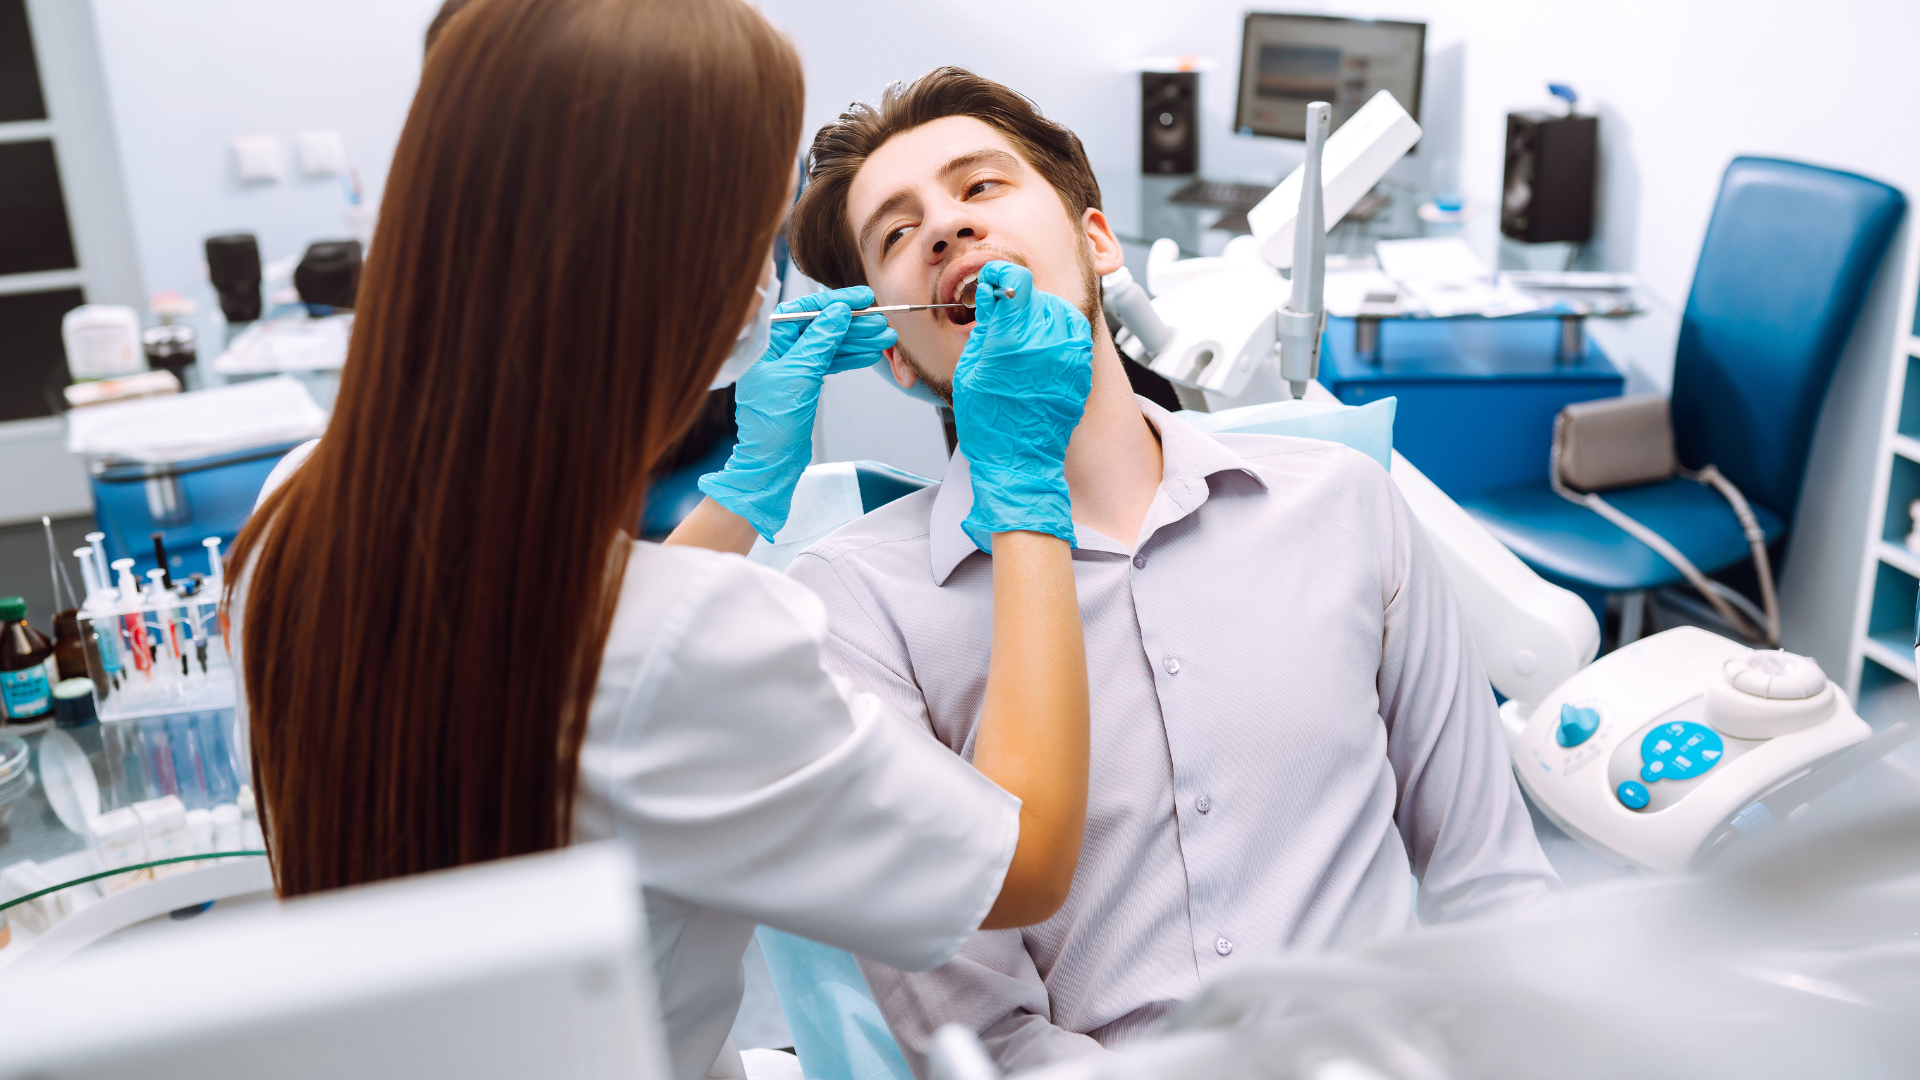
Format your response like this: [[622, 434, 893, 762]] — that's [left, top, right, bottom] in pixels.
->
[[88, 0, 442, 333]]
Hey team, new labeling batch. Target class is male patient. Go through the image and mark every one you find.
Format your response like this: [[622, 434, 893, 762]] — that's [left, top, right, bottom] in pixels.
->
[[783, 67, 1559, 1076]]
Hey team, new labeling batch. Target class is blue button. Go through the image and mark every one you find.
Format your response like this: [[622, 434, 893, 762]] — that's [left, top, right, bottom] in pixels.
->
[[1555, 703, 1600, 747], [1616, 781, 1650, 810], [1639, 721, 1723, 784]]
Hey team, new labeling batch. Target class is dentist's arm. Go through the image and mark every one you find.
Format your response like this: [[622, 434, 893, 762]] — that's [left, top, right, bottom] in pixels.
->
[[664, 496, 760, 555], [975, 529, 1087, 927], [959, 260, 1094, 928]]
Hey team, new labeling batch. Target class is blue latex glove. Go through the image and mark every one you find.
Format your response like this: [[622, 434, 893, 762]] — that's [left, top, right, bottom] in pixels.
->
[[952, 261, 1093, 552], [699, 286, 897, 540]]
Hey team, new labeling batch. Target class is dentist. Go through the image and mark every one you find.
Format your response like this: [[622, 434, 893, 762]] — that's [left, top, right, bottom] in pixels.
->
[[223, 2, 1095, 1078]]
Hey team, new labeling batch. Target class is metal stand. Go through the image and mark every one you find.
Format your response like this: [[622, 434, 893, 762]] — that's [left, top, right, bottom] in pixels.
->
[[1355, 316, 1381, 365], [1557, 314, 1586, 364]]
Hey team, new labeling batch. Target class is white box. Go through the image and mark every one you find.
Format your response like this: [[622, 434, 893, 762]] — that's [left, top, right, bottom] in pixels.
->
[[90, 806, 150, 892], [296, 129, 346, 176], [133, 795, 194, 878], [231, 134, 286, 183], [62, 304, 145, 381], [0, 859, 75, 934], [1249, 90, 1423, 270]]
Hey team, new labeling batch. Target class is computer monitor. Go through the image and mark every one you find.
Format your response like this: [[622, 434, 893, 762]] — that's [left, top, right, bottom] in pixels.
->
[[0, 843, 667, 1080], [1234, 13, 1425, 142]]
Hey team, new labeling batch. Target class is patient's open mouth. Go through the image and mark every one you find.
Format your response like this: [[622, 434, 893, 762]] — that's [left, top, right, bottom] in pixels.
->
[[949, 271, 981, 325], [938, 251, 997, 326]]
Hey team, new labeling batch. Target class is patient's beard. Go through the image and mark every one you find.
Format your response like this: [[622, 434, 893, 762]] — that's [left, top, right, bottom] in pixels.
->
[[894, 240, 1102, 409]]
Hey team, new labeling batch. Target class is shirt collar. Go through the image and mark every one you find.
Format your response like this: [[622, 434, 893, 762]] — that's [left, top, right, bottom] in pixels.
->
[[926, 395, 1268, 586]]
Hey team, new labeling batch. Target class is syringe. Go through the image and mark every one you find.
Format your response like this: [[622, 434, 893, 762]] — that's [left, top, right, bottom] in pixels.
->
[[769, 286, 1017, 323]]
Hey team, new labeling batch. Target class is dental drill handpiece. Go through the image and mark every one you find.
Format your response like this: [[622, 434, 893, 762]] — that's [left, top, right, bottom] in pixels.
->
[[768, 286, 1018, 323], [1277, 101, 1331, 399]]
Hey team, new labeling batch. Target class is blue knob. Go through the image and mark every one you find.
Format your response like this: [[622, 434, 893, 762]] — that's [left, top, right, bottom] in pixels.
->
[[1555, 703, 1600, 747], [1616, 781, 1650, 810]]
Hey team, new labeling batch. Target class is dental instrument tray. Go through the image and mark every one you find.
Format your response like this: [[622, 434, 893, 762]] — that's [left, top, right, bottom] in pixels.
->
[[1514, 626, 1896, 873]]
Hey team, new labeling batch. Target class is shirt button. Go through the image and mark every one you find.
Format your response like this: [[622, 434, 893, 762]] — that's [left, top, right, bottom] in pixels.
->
[[1133, 554, 1147, 569], [1196, 795, 1211, 814], [1215, 937, 1233, 956], [1164, 656, 1180, 675]]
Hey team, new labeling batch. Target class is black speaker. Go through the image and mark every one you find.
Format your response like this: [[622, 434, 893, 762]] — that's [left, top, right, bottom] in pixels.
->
[[294, 240, 363, 311], [1501, 112, 1598, 244], [1141, 72, 1197, 176], [204, 233, 262, 323]]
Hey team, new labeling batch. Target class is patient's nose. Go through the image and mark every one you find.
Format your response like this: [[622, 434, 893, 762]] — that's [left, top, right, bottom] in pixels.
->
[[931, 229, 974, 256]]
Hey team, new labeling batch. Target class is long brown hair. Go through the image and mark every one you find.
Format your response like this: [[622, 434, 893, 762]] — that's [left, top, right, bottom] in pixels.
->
[[227, 0, 803, 897]]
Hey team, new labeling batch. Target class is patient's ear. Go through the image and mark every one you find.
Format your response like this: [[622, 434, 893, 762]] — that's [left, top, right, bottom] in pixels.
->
[[1082, 207, 1125, 277], [886, 347, 919, 390]]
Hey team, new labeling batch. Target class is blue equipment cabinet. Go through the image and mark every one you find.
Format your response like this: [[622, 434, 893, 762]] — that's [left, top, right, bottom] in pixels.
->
[[87, 442, 308, 580], [1317, 315, 1623, 500]]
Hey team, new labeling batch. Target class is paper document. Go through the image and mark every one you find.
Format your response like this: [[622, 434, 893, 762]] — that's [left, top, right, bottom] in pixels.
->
[[1375, 237, 1487, 282], [1374, 238, 1544, 318], [66, 375, 327, 463], [211, 313, 353, 374], [1323, 256, 1406, 318], [1498, 271, 1645, 316], [1498, 270, 1638, 291]]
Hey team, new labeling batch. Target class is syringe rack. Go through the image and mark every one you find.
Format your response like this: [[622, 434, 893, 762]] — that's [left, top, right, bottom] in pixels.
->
[[76, 589, 234, 726]]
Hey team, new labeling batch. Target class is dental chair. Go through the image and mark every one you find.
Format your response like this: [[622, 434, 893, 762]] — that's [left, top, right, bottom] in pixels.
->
[[1459, 157, 1906, 646]]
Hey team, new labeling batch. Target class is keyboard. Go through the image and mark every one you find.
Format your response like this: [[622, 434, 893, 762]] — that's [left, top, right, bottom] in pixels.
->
[[1167, 179, 1274, 213]]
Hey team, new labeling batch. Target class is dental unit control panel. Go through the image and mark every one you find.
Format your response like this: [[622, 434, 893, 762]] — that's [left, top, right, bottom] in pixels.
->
[[1514, 626, 1875, 873]]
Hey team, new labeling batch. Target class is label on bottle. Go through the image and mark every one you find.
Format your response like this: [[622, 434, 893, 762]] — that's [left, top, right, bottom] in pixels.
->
[[1, 657, 56, 719]]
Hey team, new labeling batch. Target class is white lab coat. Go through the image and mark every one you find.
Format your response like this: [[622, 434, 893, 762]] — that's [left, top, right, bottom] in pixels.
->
[[238, 442, 1022, 1080]]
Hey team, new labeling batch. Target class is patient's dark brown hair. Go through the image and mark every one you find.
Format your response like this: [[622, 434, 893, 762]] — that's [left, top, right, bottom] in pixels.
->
[[789, 66, 1102, 289], [228, 0, 803, 897]]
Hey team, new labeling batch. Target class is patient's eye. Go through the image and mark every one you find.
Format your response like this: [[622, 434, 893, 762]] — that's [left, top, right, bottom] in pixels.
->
[[965, 179, 1003, 199], [883, 224, 915, 253]]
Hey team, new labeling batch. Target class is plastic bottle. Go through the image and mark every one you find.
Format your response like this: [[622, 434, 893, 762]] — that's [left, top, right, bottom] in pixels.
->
[[0, 597, 59, 725]]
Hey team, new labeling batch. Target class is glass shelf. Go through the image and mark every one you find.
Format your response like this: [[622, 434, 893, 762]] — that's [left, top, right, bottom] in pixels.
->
[[0, 851, 265, 915], [0, 712, 261, 951]]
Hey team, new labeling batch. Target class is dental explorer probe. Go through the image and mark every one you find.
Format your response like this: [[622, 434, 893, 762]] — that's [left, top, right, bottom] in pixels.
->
[[769, 286, 1016, 323]]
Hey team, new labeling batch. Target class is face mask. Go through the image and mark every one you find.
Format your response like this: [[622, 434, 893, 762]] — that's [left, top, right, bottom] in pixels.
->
[[710, 263, 780, 390]]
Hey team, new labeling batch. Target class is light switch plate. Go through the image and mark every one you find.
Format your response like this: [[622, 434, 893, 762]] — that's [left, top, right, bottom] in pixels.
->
[[231, 135, 286, 183], [296, 129, 346, 176]]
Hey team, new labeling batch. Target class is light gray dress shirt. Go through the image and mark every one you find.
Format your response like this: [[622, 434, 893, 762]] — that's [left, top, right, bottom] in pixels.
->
[[785, 398, 1559, 1077]]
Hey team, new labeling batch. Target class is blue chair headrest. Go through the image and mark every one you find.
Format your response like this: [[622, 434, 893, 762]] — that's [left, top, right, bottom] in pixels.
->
[[1670, 156, 1905, 521]]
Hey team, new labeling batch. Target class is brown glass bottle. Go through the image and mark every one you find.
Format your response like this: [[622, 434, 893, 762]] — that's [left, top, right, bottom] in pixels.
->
[[53, 609, 90, 682], [0, 596, 58, 725]]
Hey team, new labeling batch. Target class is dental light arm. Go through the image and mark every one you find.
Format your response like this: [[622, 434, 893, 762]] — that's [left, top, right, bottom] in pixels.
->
[[1276, 103, 1329, 399], [1105, 92, 1421, 399]]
